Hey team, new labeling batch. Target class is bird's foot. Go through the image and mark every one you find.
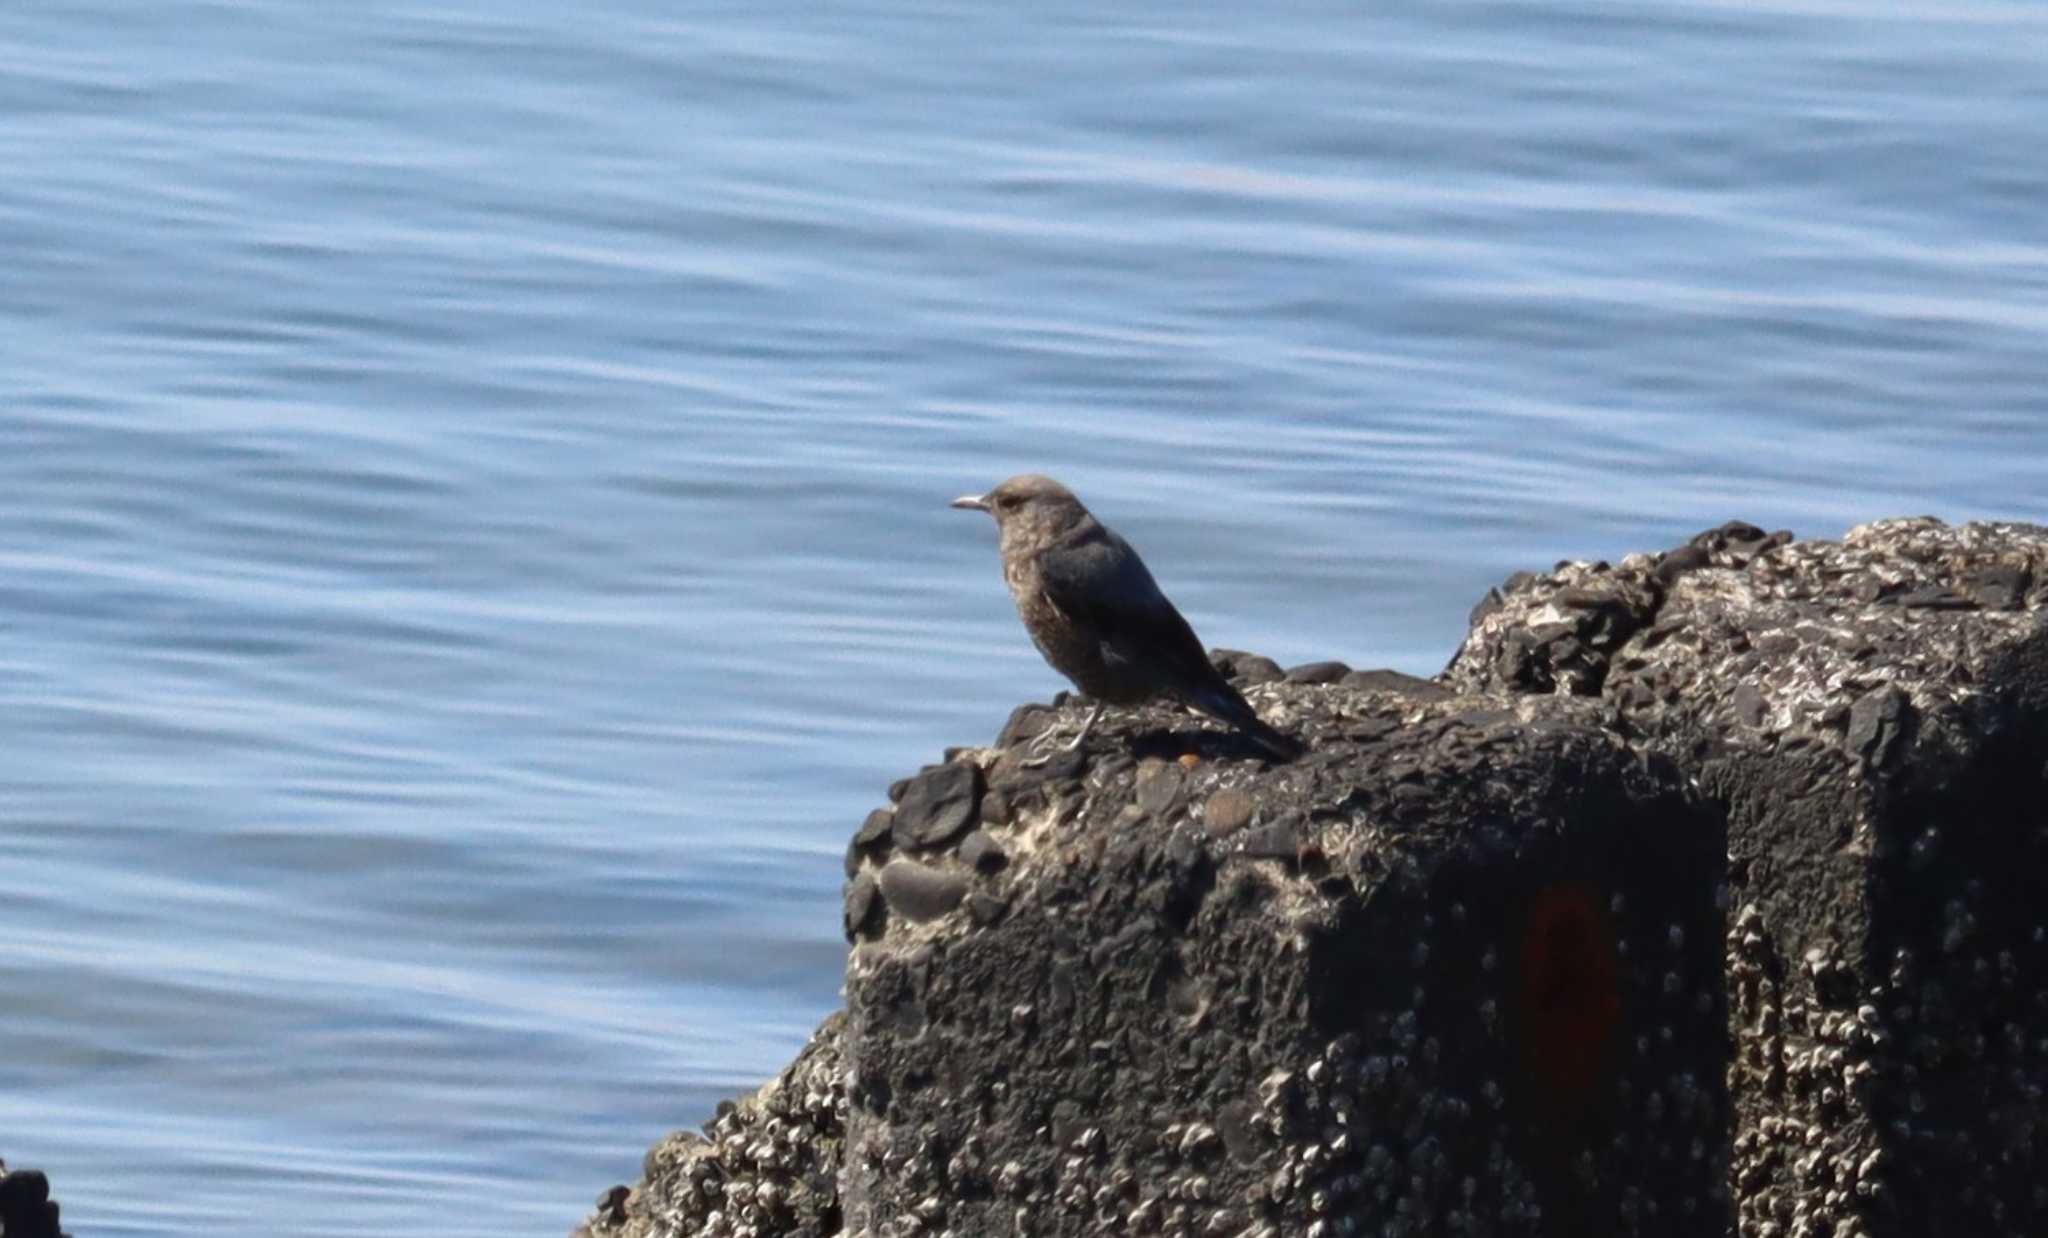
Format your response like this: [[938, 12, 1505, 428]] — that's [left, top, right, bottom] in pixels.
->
[[1018, 727, 1086, 767], [1019, 701, 1103, 766]]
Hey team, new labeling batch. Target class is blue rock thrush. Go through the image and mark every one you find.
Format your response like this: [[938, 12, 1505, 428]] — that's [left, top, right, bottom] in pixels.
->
[[952, 474, 1305, 761]]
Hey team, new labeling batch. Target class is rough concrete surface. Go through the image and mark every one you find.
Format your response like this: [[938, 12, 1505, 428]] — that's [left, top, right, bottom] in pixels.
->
[[837, 688, 1725, 1238], [581, 515, 2048, 1238], [574, 1014, 849, 1238], [1448, 516, 2048, 1238], [591, 677, 1725, 1237]]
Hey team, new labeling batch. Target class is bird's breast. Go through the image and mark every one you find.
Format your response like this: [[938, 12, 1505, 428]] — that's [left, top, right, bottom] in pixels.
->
[[1001, 555, 1032, 599], [1000, 555, 1150, 702]]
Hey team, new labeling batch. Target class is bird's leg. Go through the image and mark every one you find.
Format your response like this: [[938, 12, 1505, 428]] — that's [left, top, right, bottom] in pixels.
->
[[1061, 700, 1104, 752], [1021, 701, 1104, 766]]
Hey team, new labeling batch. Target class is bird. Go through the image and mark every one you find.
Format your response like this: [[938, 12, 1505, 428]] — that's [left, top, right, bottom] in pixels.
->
[[951, 474, 1304, 762]]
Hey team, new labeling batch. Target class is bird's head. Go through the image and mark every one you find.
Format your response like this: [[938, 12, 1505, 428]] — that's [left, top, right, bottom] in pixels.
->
[[951, 474, 1091, 550]]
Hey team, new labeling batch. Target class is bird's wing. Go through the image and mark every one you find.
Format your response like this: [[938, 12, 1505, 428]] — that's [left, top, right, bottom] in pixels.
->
[[1037, 528, 1215, 684]]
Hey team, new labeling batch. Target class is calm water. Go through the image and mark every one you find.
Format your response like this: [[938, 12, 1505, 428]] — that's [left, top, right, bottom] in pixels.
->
[[3, 1, 2046, 1233]]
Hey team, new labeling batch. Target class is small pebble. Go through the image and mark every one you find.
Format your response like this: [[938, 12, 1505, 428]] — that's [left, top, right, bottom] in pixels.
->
[[1203, 789, 1256, 836]]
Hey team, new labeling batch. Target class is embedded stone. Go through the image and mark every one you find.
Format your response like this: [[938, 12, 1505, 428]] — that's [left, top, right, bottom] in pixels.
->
[[965, 892, 1009, 927], [979, 790, 1013, 827], [1235, 817, 1301, 859], [892, 762, 982, 849], [844, 873, 882, 940], [1202, 788, 1256, 836], [876, 859, 969, 923], [1282, 660, 1350, 685], [1135, 760, 1185, 818], [855, 807, 895, 847], [958, 830, 1008, 875], [1845, 685, 1912, 769], [1210, 648, 1284, 685], [997, 703, 1058, 749], [996, 744, 1084, 789]]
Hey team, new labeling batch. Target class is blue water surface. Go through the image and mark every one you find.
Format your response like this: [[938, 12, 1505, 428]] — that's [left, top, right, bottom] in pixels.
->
[[3, 1, 2046, 1233]]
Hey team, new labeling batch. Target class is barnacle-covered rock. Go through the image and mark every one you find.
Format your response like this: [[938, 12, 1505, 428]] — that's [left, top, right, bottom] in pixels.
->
[[837, 677, 1725, 1237], [588, 515, 2048, 1238], [1450, 516, 2048, 1238], [576, 1014, 847, 1238]]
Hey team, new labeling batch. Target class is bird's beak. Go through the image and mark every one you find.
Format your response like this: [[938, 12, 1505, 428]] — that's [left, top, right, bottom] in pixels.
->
[[950, 493, 990, 512]]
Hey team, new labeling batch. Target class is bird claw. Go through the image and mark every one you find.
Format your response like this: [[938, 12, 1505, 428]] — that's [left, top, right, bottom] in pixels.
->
[[1017, 727, 1082, 767], [1017, 702, 1103, 766]]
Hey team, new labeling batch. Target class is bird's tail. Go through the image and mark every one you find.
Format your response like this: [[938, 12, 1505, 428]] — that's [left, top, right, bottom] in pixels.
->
[[1189, 682, 1306, 762]]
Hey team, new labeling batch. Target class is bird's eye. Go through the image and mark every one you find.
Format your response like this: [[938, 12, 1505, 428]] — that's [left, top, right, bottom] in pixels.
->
[[997, 494, 1018, 510]]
